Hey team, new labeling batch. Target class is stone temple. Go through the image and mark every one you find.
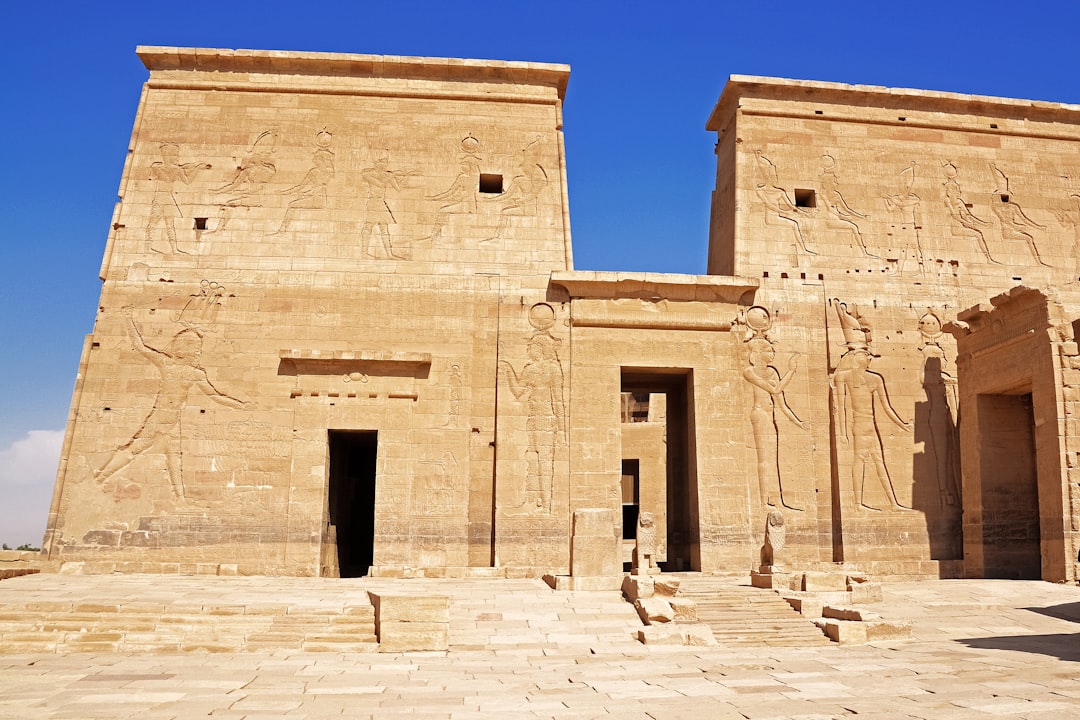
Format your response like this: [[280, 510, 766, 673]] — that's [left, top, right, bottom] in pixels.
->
[[43, 46, 1080, 584]]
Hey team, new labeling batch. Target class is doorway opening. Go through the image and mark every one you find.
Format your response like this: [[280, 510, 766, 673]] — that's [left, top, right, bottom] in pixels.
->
[[621, 369, 699, 571], [977, 393, 1041, 579], [325, 430, 378, 578]]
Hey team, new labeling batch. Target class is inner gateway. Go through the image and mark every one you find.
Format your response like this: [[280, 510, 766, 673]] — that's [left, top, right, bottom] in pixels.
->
[[977, 393, 1041, 579], [620, 369, 699, 571], [324, 430, 378, 578]]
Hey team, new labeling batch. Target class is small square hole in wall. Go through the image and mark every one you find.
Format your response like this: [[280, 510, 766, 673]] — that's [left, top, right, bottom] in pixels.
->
[[794, 189, 816, 208], [194, 217, 208, 230], [999, 194, 1010, 203], [479, 173, 503, 194]]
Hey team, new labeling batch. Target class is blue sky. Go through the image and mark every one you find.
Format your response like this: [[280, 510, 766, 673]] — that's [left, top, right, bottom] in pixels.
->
[[2, 0, 1079, 546]]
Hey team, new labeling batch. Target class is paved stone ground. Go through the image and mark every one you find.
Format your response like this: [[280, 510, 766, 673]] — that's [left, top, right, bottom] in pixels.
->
[[1, 576, 1078, 719]]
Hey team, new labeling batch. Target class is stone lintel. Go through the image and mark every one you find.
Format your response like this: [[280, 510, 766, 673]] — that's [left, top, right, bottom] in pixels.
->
[[550, 270, 758, 304]]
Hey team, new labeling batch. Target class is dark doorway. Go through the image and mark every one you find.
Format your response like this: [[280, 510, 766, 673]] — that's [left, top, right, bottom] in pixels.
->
[[621, 459, 640, 540], [977, 393, 1041, 579], [621, 369, 698, 571], [327, 431, 378, 578]]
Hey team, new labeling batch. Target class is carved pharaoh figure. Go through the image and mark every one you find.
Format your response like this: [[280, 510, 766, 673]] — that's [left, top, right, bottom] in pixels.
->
[[146, 143, 211, 254], [831, 301, 913, 511], [94, 309, 247, 499], [883, 161, 924, 273], [359, 156, 415, 258], [989, 163, 1050, 267], [213, 130, 277, 232], [270, 130, 335, 236], [484, 136, 548, 242]]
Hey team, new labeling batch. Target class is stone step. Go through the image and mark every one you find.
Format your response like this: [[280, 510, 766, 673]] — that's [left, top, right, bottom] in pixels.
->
[[673, 576, 832, 647]]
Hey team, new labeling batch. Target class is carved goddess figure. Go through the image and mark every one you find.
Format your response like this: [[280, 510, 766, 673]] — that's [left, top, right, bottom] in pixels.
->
[[95, 309, 247, 498], [753, 150, 817, 257], [820, 154, 877, 258], [942, 162, 999, 264], [743, 337, 807, 510], [499, 333, 566, 511], [270, 142, 335, 236], [918, 313, 960, 507]]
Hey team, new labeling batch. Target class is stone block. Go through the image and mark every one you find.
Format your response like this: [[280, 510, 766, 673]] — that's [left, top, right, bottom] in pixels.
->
[[653, 577, 681, 597], [369, 593, 449, 623], [848, 581, 882, 603], [622, 575, 653, 602], [670, 598, 698, 622], [783, 595, 823, 618], [822, 606, 881, 622], [865, 620, 912, 641], [801, 572, 848, 592], [377, 621, 449, 653], [822, 619, 868, 645], [635, 596, 674, 624]]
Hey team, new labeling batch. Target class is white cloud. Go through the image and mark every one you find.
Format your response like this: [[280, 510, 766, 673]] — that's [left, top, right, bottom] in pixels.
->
[[0, 429, 63, 548]]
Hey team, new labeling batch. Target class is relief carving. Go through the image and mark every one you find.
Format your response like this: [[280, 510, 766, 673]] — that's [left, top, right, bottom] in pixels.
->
[[269, 129, 334, 236], [917, 312, 960, 507], [427, 136, 482, 243], [499, 303, 566, 513], [171, 279, 230, 332], [741, 307, 807, 510], [882, 161, 924, 274], [94, 308, 249, 499], [989, 164, 1050, 267], [212, 130, 278, 233], [753, 150, 817, 258], [820, 154, 877, 258], [146, 143, 212, 254], [414, 451, 459, 517], [831, 301, 912, 511], [1051, 193, 1080, 276], [445, 363, 464, 427], [942, 162, 999, 264], [484, 136, 548, 243], [359, 155, 416, 258]]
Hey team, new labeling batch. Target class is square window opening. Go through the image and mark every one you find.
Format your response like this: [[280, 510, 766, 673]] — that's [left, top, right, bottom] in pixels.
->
[[794, 189, 816, 208], [479, 173, 503, 194]]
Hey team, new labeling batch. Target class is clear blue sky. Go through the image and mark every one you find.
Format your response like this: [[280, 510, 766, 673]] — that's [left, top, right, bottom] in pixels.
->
[[2, 0, 1078, 546]]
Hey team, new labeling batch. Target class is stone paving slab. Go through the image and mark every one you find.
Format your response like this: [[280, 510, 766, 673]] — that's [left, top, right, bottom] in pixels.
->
[[1, 577, 1079, 718]]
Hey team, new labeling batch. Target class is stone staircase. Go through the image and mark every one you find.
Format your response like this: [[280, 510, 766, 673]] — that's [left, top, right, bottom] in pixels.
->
[[0, 575, 377, 654], [673, 575, 832, 647]]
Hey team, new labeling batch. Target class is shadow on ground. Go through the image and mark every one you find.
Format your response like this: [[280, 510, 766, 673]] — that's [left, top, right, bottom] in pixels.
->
[[958, 632, 1080, 662], [1023, 601, 1080, 624]]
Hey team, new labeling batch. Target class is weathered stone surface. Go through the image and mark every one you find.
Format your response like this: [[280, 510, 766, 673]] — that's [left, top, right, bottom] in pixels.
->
[[635, 597, 675, 624], [43, 49, 1080, 585]]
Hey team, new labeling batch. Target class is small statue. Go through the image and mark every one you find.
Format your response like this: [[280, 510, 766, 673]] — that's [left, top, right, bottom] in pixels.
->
[[633, 511, 659, 576], [761, 510, 786, 568]]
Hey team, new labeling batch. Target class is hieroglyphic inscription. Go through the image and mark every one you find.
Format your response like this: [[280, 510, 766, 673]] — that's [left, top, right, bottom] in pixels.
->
[[741, 307, 806, 510], [414, 451, 459, 517], [831, 301, 912, 511], [499, 303, 566, 513]]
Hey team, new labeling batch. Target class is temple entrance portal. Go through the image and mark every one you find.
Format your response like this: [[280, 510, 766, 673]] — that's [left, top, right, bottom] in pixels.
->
[[324, 430, 378, 578], [621, 369, 699, 571]]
